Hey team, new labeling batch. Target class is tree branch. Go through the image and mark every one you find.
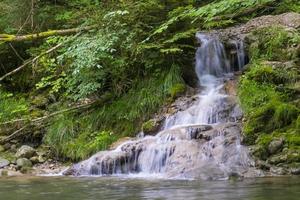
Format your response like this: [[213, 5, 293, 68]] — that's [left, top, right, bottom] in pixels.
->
[[0, 43, 62, 81], [0, 25, 96, 42], [0, 125, 29, 144], [0, 93, 113, 144]]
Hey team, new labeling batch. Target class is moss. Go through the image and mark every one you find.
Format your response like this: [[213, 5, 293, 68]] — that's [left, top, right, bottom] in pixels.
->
[[31, 94, 49, 108], [245, 64, 297, 85], [296, 116, 300, 130], [20, 167, 33, 174], [249, 26, 300, 62], [0, 151, 16, 162], [0, 170, 8, 176], [30, 109, 45, 118], [169, 83, 186, 99], [0, 87, 29, 123], [286, 150, 300, 163], [272, 104, 299, 128], [142, 119, 158, 134], [239, 25, 300, 166]]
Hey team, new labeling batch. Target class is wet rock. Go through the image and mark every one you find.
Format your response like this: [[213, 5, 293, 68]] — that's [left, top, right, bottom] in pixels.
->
[[10, 144, 17, 153], [0, 169, 22, 177], [20, 167, 33, 174], [0, 158, 10, 168], [15, 145, 36, 159], [291, 168, 300, 175], [268, 154, 287, 165], [30, 156, 39, 164], [268, 138, 284, 155], [255, 160, 271, 170], [38, 155, 47, 163], [109, 137, 133, 150], [66, 122, 257, 179], [223, 79, 238, 96], [142, 119, 161, 135], [270, 166, 288, 175], [16, 158, 33, 169], [186, 125, 213, 139], [252, 146, 269, 160]]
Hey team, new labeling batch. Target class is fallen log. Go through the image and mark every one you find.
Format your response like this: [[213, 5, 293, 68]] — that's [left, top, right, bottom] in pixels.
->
[[0, 25, 96, 42]]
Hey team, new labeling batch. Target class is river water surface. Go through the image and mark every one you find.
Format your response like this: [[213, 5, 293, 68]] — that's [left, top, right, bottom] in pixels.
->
[[0, 176, 299, 200]]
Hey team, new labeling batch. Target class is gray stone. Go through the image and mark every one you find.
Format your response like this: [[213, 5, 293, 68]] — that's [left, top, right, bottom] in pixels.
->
[[255, 160, 271, 170], [3, 143, 11, 151], [268, 154, 287, 165], [270, 167, 288, 175], [38, 155, 46, 163], [30, 156, 39, 164], [186, 125, 213, 139], [0, 158, 10, 168], [16, 158, 32, 169], [10, 144, 17, 152], [291, 168, 300, 175], [268, 139, 284, 155], [15, 145, 36, 159]]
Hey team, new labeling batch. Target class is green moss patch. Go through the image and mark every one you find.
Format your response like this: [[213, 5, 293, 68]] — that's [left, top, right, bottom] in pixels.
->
[[239, 25, 300, 164]]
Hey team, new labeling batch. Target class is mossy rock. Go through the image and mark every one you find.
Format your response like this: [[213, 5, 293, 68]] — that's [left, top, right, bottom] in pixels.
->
[[253, 145, 269, 160], [30, 109, 45, 118], [16, 158, 32, 170], [247, 26, 300, 62], [142, 119, 160, 135], [31, 94, 49, 108], [20, 166, 33, 174], [169, 83, 186, 99], [286, 150, 300, 163]]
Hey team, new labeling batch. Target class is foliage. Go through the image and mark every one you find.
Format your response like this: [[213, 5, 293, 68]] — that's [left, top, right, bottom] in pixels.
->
[[44, 112, 118, 160], [0, 85, 29, 123], [249, 26, 300, 61], [44, 63, 183, 160], [1, 0, 300, 161], [239, 25, 300, 151]]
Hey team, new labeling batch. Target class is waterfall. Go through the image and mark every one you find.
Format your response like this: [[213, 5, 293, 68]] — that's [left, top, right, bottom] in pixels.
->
[[64, 34, 260, 180], [163, 33, 245, 129]]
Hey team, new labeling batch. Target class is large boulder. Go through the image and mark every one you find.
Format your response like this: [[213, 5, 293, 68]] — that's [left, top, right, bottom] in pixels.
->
[[15, 145, 36, 159], [268, 138, 284, 155], [16, 158, 32, 169], [0, 158, 10, 168]]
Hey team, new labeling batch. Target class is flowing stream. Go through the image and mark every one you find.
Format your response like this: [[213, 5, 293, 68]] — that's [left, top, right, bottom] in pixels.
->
[[64, 33, 260, 180], [1, 176, 300, 200]]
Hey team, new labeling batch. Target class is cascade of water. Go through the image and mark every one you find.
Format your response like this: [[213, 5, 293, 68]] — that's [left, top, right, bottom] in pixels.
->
[[64, 34, 258, 180], [163, 33, 245, 129]]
